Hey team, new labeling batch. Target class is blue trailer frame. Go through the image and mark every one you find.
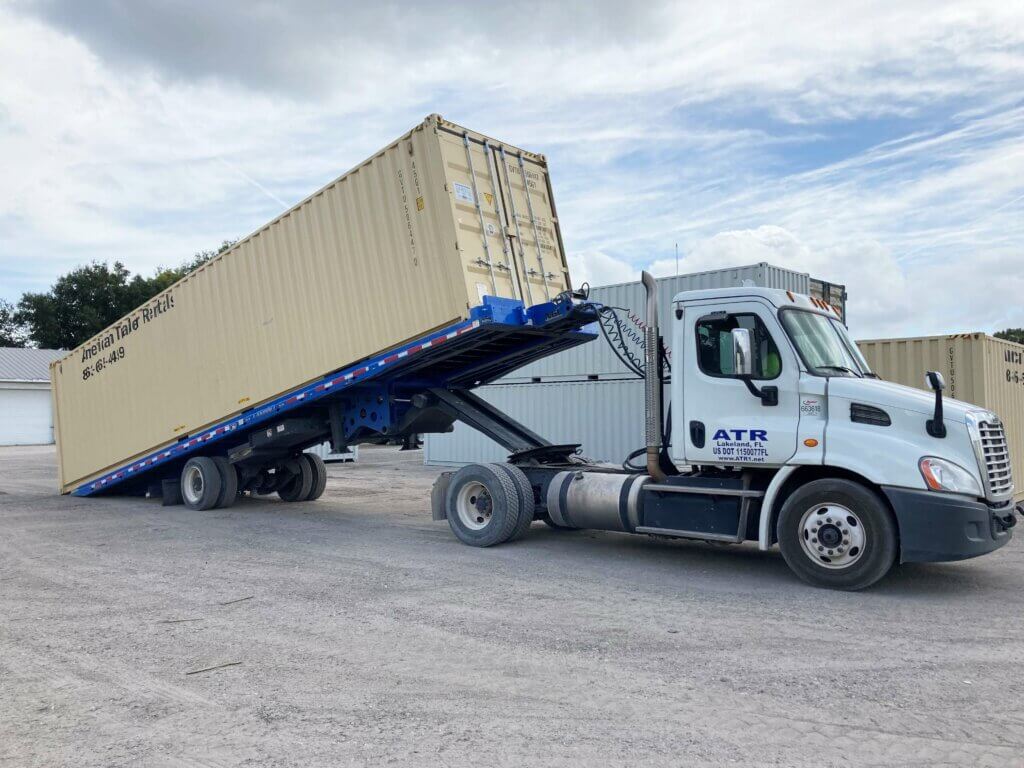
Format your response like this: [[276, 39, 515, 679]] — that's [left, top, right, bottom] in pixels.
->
[[74, 295, 598, 497]]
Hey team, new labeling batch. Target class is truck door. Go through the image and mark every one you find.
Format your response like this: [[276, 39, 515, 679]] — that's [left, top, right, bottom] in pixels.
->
[[680, 301, 799, 466]]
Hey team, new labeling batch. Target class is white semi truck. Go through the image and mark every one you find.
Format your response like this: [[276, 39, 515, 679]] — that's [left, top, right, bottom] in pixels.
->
[[433, 273, 1020, 590]]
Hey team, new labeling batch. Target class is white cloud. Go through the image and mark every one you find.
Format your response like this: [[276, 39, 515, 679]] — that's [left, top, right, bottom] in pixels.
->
[[1, 0, 1023, 340]]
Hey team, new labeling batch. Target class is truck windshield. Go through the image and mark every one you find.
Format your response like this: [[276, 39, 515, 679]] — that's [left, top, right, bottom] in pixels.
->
[[780, 310, 872, 377]]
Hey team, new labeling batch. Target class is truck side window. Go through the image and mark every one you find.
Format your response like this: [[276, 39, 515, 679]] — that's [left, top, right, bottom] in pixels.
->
[[696, 313, 781, 380]]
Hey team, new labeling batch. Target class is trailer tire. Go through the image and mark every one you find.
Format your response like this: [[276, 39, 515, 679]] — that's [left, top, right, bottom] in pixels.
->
[[445, 463, 524, 547], [277, 458, 313, 502], [212, 456, 238, 509], [777, 478, 897, 591], [181, 457, 223, 511], [497, 464, 536, 540], [303, 453, 328, 501]]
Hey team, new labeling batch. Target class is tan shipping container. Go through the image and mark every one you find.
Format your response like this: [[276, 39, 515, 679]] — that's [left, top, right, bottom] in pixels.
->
[[857, 333, 1024, 500], [50, 114, 571, 493]]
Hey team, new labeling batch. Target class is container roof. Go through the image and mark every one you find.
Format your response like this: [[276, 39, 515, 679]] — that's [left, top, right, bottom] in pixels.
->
[[0, 347, 64, 383]]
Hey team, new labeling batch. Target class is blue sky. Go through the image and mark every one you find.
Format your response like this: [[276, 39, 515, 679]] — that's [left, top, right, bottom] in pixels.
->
[[1, 0, 1022, 339]]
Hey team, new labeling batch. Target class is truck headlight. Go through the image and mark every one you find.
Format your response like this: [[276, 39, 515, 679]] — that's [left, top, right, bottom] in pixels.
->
[[919, 457, 982, 496]]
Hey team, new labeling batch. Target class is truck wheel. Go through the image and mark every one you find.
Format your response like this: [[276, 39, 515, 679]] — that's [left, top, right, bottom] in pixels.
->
[[181, 457, 223, 511], [212, 456, 238, 509], [303, 453, 328, 501], [277, 458, 313, 502], [497, 464, 536, 540], [777, 479, 898, 590], [445, 463, 524, 547]]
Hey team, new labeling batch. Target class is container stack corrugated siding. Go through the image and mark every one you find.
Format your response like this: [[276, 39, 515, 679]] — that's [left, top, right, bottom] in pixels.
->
[[857, 333, 1024, 500], [423, 380, 650, 466], [51, 114, 570, 493]]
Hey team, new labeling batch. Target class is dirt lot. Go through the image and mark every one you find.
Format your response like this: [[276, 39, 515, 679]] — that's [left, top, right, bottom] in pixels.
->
[[1, 444, 1023, 767]]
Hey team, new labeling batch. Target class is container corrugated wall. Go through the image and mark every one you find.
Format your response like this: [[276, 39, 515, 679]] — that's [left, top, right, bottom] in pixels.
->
[[857, 333, 1024, 500], [51, 114, 570, 493], [424, 380, 651, 466], [500, 263, 812, 382]]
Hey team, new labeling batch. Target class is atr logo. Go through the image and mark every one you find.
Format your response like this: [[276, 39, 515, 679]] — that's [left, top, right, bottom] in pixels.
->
[[713, 429, 768, 441]]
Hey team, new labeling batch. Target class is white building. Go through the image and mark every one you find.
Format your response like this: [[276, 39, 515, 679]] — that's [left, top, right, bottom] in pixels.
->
[[0, 347, 64, 446]]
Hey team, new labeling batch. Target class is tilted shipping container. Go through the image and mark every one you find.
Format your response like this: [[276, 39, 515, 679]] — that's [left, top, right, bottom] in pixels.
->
[[50, 115, 571, 493], [857, 333, 1024, 501]]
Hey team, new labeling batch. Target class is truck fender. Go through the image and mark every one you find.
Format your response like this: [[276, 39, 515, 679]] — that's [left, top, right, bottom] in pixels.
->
[[758, 465, 798, 551]]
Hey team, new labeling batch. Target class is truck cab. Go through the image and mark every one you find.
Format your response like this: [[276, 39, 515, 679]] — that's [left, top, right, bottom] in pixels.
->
[[436, 279, 1019, 590], [668, 286, 1017, 586]]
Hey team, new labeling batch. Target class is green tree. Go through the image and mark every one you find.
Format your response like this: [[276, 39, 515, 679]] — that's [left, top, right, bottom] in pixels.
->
[[16, 241, 236, 350], [0, 299, 28, 347], [995, 328, 1024, 346]]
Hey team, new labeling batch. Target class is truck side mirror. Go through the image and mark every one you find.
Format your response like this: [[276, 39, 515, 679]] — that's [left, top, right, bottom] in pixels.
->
[[731, 328, 753, 377], [925, 371, 945, 391]]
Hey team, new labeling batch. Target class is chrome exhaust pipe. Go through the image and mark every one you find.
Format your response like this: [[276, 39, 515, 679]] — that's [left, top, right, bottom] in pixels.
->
[[641, 271, 666, 481]]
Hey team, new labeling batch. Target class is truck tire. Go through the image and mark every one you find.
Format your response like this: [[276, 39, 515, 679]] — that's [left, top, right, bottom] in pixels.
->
[[212, 456, 238, 509], [277, 458, 313, 502], [445, 463, 524, 547], [777, 478, 898, 590], [303, 453, 328, 501], [181, 457, 223, 511], [497, 464, 536, 540]]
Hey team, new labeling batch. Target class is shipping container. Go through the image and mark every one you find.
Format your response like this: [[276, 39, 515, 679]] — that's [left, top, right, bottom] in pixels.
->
[[424, 379, 654, 466], [50, 114, 571, 493], [498, 263, 817, 383], [857, 333, 1024, 500], [306, 443, 358, 462]]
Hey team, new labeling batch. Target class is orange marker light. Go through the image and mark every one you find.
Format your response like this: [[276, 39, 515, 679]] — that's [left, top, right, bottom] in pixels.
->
[[803, 438, 819, 447]]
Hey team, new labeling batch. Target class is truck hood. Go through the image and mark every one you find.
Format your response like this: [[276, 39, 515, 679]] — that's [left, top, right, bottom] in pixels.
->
[[827, 377, 981, 423]]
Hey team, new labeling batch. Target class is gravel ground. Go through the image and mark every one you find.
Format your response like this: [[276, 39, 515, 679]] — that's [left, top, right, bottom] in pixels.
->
[[1, 444, 1023, 767]]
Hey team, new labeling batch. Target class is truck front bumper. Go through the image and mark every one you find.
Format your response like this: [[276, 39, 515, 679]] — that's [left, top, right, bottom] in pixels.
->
[[882, 487, 1018, 563]]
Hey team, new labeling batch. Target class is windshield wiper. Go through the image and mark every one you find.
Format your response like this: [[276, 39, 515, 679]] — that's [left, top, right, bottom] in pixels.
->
[[814, 364, 863, 378]]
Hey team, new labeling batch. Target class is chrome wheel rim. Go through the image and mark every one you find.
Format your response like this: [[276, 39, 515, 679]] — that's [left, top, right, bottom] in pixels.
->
[[455, 481, 492, 530], [798, 503, 866, 569], [183, 465, 204, 505]]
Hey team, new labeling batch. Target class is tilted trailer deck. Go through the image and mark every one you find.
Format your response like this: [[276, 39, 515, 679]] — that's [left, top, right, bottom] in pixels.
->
[[72, 294, 599, 501]]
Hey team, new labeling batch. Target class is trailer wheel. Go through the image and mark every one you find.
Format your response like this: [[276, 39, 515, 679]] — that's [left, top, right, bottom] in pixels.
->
[[211, 456, 238, 508], [303, 453, 328, 501], [777, 478, 898, 590], [445, 463, 524, 547], [277, 458, 313, 502], [181, 457, 223, 511], [497, 464, 536, 540]]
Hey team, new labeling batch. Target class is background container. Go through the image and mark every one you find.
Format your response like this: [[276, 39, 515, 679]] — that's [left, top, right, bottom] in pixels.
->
[[306, 443, 358, 463], [424, 380, 650, 466], [51, 114, 570, 493], [857, 333, 1024, 500], [498, 263, 816, 383]]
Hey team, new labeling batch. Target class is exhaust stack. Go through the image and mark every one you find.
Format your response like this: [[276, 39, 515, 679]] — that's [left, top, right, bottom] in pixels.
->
[[641, 271, 666, 481]]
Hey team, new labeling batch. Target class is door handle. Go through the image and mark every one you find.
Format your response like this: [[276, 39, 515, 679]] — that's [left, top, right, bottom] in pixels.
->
[[690, 421, 705, 448]]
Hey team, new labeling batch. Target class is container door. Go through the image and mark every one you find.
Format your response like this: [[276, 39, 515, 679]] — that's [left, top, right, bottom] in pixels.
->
[[438, 131, 522, 304], [493, 148, 564, 305], [681, 300, 800, 466]]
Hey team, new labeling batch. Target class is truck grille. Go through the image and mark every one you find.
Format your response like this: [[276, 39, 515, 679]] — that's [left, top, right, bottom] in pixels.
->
[[979, 419, 1013, 498]]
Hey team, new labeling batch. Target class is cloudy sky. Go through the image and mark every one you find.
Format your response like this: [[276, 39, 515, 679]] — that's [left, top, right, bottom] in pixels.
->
[[1, 0, 1022, 338]]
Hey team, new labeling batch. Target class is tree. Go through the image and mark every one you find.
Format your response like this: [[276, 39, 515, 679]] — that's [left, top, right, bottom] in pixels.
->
[[995, 328, 1024, 346], [16, 241, 236, 350], [0, 299, 28, 347]]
